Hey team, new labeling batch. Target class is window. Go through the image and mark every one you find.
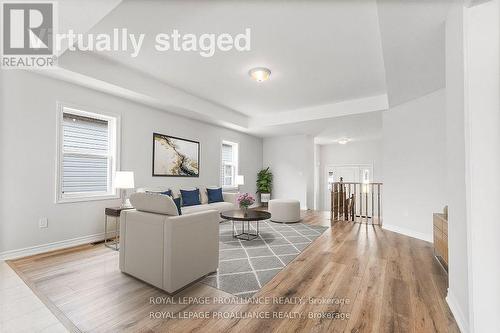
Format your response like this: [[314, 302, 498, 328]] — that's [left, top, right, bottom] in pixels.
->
[[56, 104, 119, 203], [220, 141, 238, 189], [328, 171, 334, 192]]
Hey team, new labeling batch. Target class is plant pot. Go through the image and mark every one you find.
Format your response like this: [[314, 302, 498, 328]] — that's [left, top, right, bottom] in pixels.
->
[[261, 193, 271, 203]]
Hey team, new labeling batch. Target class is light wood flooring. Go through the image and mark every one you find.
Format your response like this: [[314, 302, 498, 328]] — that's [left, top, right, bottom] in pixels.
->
[[0, 260, 68, 332], [8, 210, 459, 333]]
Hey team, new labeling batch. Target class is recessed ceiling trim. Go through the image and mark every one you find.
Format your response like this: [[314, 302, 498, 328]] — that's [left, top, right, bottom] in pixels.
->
[[38, 59, 388, 136], [248, 94, 389, 129], [54, 51, 249, 128]]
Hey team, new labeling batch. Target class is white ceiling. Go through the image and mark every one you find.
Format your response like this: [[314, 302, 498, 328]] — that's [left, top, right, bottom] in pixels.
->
[[314, 111, 383, 145], [251, 111, 383, 143], [50, 0, 453, 141], [85, 0, 387, 116], [377, 0, 453, 106], [56, 0, 122, 55]]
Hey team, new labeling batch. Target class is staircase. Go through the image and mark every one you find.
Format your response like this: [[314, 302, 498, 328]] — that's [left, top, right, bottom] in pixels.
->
[[330, 181, 383, 225]]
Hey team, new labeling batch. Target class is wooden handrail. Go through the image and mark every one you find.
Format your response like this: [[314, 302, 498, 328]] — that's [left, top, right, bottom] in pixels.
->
[[330, 182, 383, 186]]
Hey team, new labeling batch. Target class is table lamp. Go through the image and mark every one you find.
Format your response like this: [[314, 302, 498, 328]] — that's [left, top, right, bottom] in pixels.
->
[[236, 175, 245, 192], [114, 171, 135, 207]]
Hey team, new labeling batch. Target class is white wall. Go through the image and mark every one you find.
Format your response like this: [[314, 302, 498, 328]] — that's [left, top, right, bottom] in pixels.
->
[[445, 3, 470, 332], [313, 144, 320, 210], [0, 70, 263, 255], [463, 1, 500, 331], [0, 71, 4, 254], [382, 89, 446, 241], [262, 135, 314, 209], [318, 139, 383, 211], [305, 136, 315, 210]]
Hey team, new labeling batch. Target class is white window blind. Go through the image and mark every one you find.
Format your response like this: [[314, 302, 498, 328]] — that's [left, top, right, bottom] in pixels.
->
[[62, 113, 109, 194], [221, 141, 238, 188], [57, 105, 119, 203]]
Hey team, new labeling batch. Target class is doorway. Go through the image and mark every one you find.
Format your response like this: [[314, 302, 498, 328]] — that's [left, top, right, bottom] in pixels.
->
[[324, 164, 373, 211]]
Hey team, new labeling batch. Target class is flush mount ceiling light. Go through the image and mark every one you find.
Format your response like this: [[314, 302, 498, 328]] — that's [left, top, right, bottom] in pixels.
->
[[337, 138, 350, 145], [249, 67, 271, 82]]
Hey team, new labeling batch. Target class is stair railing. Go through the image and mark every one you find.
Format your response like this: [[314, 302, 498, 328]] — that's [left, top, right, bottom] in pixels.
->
[[330, 181, 383, 225]]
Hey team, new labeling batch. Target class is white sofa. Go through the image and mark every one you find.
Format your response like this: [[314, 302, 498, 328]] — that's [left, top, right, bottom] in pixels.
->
[[119, 192, 221, 294], [139, 187, 239, 221]]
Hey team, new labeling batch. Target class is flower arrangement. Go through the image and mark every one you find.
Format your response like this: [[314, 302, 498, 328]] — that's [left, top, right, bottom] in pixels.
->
[[237, 193, 255, 211]]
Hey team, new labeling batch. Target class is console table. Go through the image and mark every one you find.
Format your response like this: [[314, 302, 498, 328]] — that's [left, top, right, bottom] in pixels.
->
[[433, 212, 448, 270]]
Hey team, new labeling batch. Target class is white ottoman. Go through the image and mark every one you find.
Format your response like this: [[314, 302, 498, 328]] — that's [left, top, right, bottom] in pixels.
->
[[269, 199, 301, 223]]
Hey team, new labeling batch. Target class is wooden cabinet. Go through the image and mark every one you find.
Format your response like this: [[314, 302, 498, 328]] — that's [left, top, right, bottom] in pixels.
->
[[433, 213, 448, 269]]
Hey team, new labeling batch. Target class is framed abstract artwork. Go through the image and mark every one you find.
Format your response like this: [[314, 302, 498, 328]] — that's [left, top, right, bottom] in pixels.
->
[[152, 133, 200, 177]]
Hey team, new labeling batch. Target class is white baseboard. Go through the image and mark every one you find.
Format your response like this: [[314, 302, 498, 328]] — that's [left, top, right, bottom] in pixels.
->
[[0, 233, 106, 260], [382, 224, 433, 242], [446, 289, 469, 333]]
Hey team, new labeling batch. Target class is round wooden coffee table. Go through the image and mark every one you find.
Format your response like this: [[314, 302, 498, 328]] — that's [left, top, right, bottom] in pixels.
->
[[220, 210, 272, 241]]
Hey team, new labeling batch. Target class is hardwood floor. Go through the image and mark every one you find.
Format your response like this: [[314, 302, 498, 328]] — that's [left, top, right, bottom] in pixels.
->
[[8, 211, 459, 333], [0, 261, 68, 332]]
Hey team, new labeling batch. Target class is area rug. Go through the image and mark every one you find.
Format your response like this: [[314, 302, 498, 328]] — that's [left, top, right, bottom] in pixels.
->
[[201, 220, 329, 298]]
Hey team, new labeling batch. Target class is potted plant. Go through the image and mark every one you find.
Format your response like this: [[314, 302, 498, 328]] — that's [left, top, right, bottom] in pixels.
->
[[256, 167, 273, 205], [237, 193, 255, 215]]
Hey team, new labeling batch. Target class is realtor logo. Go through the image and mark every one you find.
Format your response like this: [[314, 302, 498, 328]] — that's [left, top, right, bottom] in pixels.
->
[[1, 2, 250, 66], [1, 2, 56, 68]]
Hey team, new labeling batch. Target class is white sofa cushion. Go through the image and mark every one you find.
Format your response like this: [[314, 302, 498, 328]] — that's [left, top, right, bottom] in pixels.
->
[[181, 201, 234, 214], [207, 201, 235, 212], [222, 192, 239, 206], [130, 192, 179, 216], [181, 203, 212, 215]]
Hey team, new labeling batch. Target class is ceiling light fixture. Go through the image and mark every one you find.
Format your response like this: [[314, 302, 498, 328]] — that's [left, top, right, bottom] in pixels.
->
[[337, 138, 350, 145], [249, 67, 271, 82]]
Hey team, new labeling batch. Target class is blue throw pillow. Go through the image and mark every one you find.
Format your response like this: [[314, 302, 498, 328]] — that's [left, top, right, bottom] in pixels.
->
[[172, 197, 182, 215], [180, 188, 201, 206], [207, 187, 224, 204]]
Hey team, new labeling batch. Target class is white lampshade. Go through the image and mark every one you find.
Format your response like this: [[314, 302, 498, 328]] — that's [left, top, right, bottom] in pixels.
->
[[114, 171, 135, 189], [236, 175, 245, 186]]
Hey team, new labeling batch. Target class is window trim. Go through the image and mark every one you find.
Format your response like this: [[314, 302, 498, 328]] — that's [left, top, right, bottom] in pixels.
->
[[55, 102, 121, 203], [220, 140, 239, 190]]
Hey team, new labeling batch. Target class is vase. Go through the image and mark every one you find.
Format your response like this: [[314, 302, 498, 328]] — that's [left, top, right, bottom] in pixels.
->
[[261, 193, 271, 203], [241, 206, 248, 216]]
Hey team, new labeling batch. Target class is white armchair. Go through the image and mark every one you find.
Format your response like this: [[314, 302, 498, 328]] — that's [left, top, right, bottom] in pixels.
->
[[119, 193, 219, 294]]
